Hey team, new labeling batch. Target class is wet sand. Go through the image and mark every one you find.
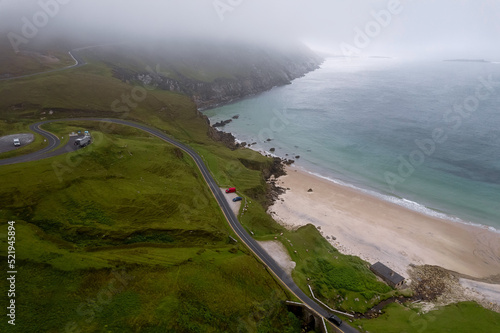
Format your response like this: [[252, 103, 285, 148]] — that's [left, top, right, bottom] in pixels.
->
[[268, 166, 500, 281]]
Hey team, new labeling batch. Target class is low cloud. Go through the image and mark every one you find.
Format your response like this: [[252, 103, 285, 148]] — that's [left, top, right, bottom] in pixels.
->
[[1, 0, 499, 59]]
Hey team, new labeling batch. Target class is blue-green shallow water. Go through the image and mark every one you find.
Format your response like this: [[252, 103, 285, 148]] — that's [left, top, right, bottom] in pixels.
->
[[204, 58, 500, 231]]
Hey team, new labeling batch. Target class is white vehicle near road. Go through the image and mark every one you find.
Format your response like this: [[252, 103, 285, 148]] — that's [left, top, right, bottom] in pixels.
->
[[74, 135, 91, 147], [13, 138, 21, 146]]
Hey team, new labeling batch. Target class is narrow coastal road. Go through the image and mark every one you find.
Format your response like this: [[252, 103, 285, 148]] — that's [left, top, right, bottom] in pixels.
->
[[0, 118, 359, 333], [0, 122, 81, 166], [0, 50, 86, 82], [0, 43, 124, 82]]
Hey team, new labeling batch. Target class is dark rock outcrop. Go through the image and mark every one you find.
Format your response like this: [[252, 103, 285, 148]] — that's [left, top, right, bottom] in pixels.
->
[[263, 157, 287, 180], [207, 126, 237, 150], [212, 119, 232, 127]]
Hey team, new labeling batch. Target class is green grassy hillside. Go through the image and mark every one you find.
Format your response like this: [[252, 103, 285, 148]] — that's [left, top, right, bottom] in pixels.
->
[[0, 122, 300, 332], [0, 39, 74, 78], [0, 41, 497, 332], [356, 301, 500, 333], [77, 40, 321, 83]]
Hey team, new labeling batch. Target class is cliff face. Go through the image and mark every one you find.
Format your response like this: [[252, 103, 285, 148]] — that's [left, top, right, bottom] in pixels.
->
[[117, 41, 323, 110], [186, 55, 321, 109], [188, 66, 316, 110], [100, 41, 323, 151]]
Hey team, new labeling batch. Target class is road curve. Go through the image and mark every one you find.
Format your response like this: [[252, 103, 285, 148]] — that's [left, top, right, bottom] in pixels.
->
[[0, 118, 359, 333], [0, 50, 86, 82], [0, 122, 81, 166], [0, 43, 128, 82]]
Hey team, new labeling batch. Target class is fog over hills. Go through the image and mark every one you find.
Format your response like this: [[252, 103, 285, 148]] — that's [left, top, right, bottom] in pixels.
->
[[1, 2, 500, 333], [80, 40, 323, 109], [1, 0, 500, 60]]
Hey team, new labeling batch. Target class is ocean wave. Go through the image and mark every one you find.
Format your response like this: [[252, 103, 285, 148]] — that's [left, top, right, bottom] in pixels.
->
[[206, 113, 500, 234], [262, 150, 279, 158], [301, 168, 500, 234]]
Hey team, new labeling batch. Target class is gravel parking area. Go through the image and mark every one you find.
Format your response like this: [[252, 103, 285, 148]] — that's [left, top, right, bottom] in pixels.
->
[[220, 188, 242, 216], [257, 241, 296, 275], [0, 133, 35, 153]]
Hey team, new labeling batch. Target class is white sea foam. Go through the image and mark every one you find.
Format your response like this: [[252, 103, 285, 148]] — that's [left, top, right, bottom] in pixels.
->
[[225, 127, 500, 235], [213, 126, 500, 235], [262, 150, 279, 158], [301, 168, 500, 234], [204, 58, 500, 235]]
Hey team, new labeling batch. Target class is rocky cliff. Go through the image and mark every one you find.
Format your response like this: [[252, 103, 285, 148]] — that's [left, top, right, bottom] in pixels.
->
[[101, 41, 322, 150], [184, 48, 322, 110], [108, 40, 323, 110]]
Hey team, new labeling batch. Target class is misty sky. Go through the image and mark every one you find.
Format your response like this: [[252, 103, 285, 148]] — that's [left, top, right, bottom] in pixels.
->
[[1, 0, 500, 59]]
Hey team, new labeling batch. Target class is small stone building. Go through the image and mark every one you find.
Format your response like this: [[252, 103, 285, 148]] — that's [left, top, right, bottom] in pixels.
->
[[370, 262, 405, 288]]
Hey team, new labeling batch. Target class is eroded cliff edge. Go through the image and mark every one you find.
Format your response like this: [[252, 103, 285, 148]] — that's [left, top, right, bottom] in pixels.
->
[[107, 40, 323, 110]]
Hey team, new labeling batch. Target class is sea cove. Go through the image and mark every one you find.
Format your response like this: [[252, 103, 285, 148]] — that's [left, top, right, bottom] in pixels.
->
[[205, 57, 500, 231]]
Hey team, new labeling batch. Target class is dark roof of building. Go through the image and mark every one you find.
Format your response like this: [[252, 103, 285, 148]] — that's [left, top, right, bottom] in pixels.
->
[[370, 262, 404, 285]]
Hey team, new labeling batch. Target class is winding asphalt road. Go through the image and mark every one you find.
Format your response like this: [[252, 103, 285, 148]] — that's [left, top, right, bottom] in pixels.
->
[[0, 50, 86, 82], [0, 118, 359, 333], [0, 43, 125, 82]]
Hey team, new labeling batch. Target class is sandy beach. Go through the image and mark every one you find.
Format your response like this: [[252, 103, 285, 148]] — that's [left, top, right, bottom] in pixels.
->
[[268, 166, 500, 283]]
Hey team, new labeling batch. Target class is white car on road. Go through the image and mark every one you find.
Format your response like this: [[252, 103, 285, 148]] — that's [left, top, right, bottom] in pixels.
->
[[13, 138, 21, 146]]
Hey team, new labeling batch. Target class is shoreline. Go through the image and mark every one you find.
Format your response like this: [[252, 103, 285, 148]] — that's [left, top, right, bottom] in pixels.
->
[[303, 167, 500, 235], [205, 118, 500, 278], [204, 112, 500, 234], [202, 64, 500, 309], [269, 165, 500, 282], [205, 114, 500, 309]]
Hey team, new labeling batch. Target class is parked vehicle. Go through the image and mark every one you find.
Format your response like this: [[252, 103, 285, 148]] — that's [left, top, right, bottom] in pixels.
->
[[74, 135, 91, 147], [232, 197, 243, 202], [327, 314, 342, 326], [13, 138, 21, 146], [225, 187, 236, 193]]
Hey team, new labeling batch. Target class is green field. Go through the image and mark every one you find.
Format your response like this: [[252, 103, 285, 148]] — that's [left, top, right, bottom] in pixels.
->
[[355, 301, 500, 333], [0, 39, 74, 78], [255, 225, 399, 315], [1, 43, 498, 332], [0, 123, 301, 332]]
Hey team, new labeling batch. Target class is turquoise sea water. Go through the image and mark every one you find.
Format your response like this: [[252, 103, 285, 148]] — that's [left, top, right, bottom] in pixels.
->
[[204, 58, 500, 231]]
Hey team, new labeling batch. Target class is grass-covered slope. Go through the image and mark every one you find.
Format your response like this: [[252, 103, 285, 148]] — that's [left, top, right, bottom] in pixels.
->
[[256, 225, 396, 315], [0, 60, 213, 145], [0, 122, 300, 332], [0, 39, 75, 79], [78, 39, 322, 83], [75, 40, 323, 109], [356, 301, 500, 333], [1, 41, 497, 332]]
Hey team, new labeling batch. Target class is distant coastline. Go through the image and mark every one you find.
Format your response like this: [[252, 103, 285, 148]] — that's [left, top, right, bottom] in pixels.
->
[[443, 59, 490, 63], [369, 56, 393, 59], [206, 57, 500, 313]]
